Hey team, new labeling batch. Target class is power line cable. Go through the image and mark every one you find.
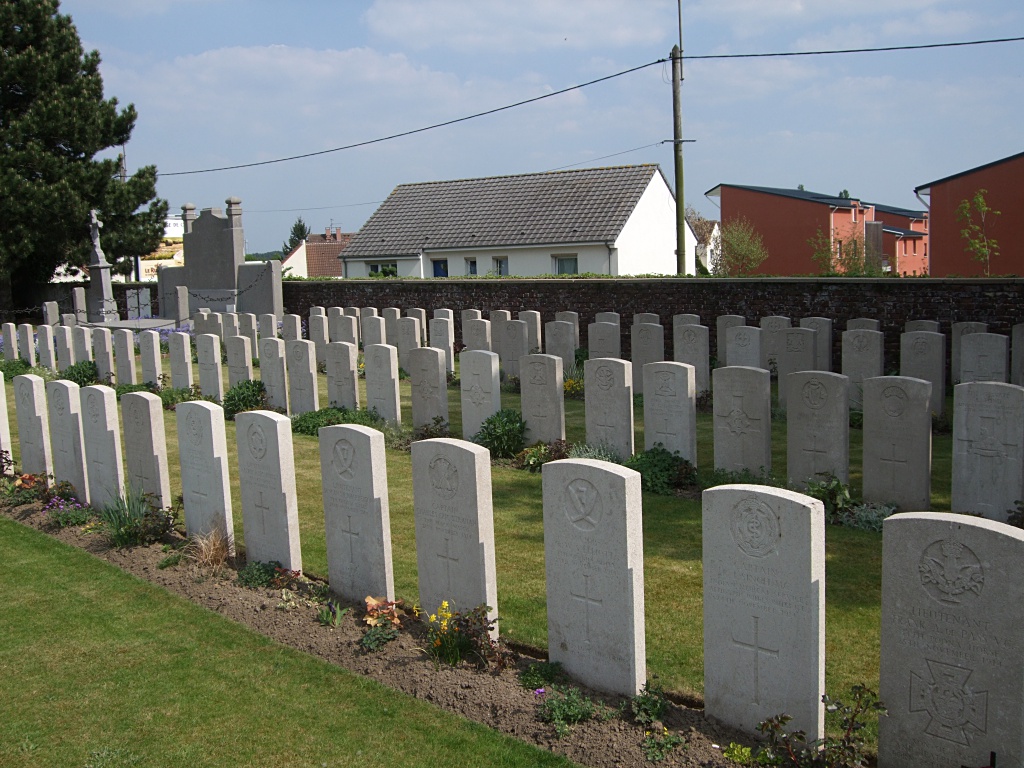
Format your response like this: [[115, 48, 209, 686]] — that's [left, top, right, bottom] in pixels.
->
[[162, 34, 1023, 178]]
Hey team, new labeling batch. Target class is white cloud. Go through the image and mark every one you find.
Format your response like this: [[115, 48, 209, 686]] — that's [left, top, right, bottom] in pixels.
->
[[363, 0, 674, 53]]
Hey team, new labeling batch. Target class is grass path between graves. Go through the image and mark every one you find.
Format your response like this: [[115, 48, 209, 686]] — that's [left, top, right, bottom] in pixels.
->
[[2, 362, 956, 744], [0, 516, 576, 768]]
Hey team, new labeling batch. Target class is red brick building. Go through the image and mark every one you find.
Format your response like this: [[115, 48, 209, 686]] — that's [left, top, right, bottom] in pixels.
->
[[914, 151, 1024, 276]]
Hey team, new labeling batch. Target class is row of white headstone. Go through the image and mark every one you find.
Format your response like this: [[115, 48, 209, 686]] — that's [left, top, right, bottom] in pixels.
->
[[5, 368, 1018, 765]]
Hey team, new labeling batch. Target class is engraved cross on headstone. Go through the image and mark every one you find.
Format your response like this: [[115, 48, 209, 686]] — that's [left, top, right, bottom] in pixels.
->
[[254, 490, 271, 536], [880, 441, 908, 485], [570, 573, 603, 647], [340, 514, 360, 589], [801, 433, 829, 475], [437, 537, 459, 593], [731, 615, 779, 705]]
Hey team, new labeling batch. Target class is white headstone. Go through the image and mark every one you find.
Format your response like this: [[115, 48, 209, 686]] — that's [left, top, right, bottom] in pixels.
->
[[320, 424, 395, 601], [258, 313, 278, 340], [429, 317, 455, 374], [951, 321, 987, 385], [308, 314, 329, 368], [702, 484, 825, 739], [54, 325, 75, 371], [520, 354, 565, 445], [554, 311, 580, 348], [595, 311, 620, 326], [226, 335, 254, 388], [407, 307, 427, 344], [80, 385, 125, 510], [842, 329, 885, 410], [631, 322, 664, 393], [281, 313, 302, 341], [900, 330, 946, 417], [408, 346, 448, 431], [0, 373, 11, 474], [138, 329, 161, 386], [286, 340, 319, 416], [952, 381, 1024, 521], [168, 332, 193, 390], [1013, 322, 1024, 387], [776, 327, 817, 410], [222, 312, 239, 341], [905, 319, 940, 333], [113, 329, 136, 385], [543, 458, 645, 695], [960, 332, 1009, 384], [588, 322, 621, 361], [519, 310, 542, 354], [460, 308, 482, 328], [121, 391, 172, 509], [259, 337, 288, 414], [786, 371, 850, 487], [459, 350, 501, 440], [329, 313, 358, 347], [716, 315, 746, 362], [713, 366, 771, 474], [72, 326, 93, 363], [799, 317, 832, 372], [196, 334, 224, 401], [91, 327, 113, 384], [36, 325, 56, 371], [396, 316, 421, 370], [433, 308, 453, 321], [309, 305, 325, 317], [862, 375, 932, 511], [14, 374, 52, 478], [500, 320, 528, 379], [412, 438, 498, 632], [584, 358, 633, 460], [879, 513, 1024, 767], [235, 411, 302, 571], [462, 318, 492, 352], [16, 324, 35, 367], [726, 325, 761, 369], [846, 317, 879, 332], [46, 380, 89, 504], [489, 310, 510, 357], [759, 315, 791, 370], [362, 315, 386, 347], [238, 312, 259, 358], [633, 312, 659, 326], [642, 361, 696, 464], [177, 401, 234, 551], [545, 320, 576, 373], [325, 342, 359, 410], [364, 344, 400, 424], [2, 322, 18, 361], [673, 323, 710, 395]]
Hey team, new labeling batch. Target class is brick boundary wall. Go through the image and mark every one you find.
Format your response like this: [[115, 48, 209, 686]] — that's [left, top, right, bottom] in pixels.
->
[[282, 278, 1024, 372]]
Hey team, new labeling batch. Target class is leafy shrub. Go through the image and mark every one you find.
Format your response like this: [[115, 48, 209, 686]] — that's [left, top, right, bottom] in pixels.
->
[[222, 379, 268, 420], [537, 685, 597, 737], [567, 442, 621, 464], [839, 502, 897, 533], [695, 389, 713, 413], [696, 465, 789, 491], [61, 360, 99, 387], [515, 443, 550, 473], [290, 406, 386, 436], [803, 474, 855, 524], [98, 484, 173, 547], [931, 409, 952, 435], [848, 409, 863, 430], [573, 347, 589, 367], [159, 385, 204, 410], [0, 449, 13, 477], [236, 559, 283, 589], [1, 472, 49, 505], [360, 623, 399, 651], [114, 383, 155, 400], [413, 415, 450, 441], [473, 408, 526, 458], [1008, 500, 1024, 529], [624, 446, 694, 495], [631, 679, 669, 726], [0, 357, 32, 378]]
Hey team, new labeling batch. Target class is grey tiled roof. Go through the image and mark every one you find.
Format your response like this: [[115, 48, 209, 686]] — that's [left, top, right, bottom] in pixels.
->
[[341, 165, 663, 258]]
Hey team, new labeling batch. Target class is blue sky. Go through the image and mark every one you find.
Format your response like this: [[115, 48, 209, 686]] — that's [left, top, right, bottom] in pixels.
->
[[59, 0, 1023, 253]]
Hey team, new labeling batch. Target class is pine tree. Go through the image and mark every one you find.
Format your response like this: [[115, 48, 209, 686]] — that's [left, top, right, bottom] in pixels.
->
[[0, 0, 167, 305], [281, 216, 311, 256]]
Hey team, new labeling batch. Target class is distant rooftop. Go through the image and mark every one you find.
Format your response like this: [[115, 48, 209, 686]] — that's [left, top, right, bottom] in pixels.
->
[[706, 184, 926, 218]]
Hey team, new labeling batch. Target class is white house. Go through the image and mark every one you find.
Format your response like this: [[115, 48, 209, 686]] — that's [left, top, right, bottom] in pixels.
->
[[339, 164, 696, 278]]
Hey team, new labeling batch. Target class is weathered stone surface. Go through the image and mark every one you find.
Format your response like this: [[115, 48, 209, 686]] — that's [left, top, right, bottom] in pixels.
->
[[642, 361, 696, 464], [364, 344, 401, 424], [726, 325, 761, 369], [408, 346, 448, 431], [879, 513, 1024, 768], [47, 380, 89, 504], [776, 328, 817, 410], [799, 317, 832, 372], [489, 310, 510, 358], [138, 330, 161, 386], [713, 366, 771, 474], [329, 313, 358, 347], [407, 308, 428, 344], [588, 322, 621, 360], [412, 438, 498, 632], [3, 323, 19, 361], [520, 354, 565, 444], [16, 324, 35, 367], [362, 315, 386, 347], [36, 325, 56, 371], [519, 310, 542, 354], [382, 308, 401, 353], [259, 337, 289, 414], [226, 335, 254, 388], [235, 411, 302, 571], [584, 358, 633, 460], [286, 340, 319, 415], [238, 313, 259, 358], [308, 314, 329, 367], [847, 318, 879, 331], [459, 350, 500, 440], [320, 425, 395, 601], [72, 326, 93, 363], [631, 323, 664, 393], [80, 385, 124, 509], [554, 311, 580, 348], [462, 318, 491, 352], [429, 318, 455, 373], [177, 401, 234, 551], [281, 314, 302, 341], [545, 320, 576, 372], [673, 323, 710, 395], [951, 321, 987, 385], [543, 458, 645, 695], [259, 313, 278, 340], [91, 328, 113, 384], [959, 332, 1008, 384], [14, 374, 52, 478], [716, 315, 746, 361], [595, 311, 620, 326], [759, 315, 791, 370], [196, 334, 224, 401], [786, 372, 849, 487], [842, 329, 885, 410], [633, 312, 659, 326], [168, 332, 193, 390], [499, 320, 528, 379], [121, 391, 172, 509], [326, 342, 359, 410], [54, 325, 75, 371], [905, 319, 940, 333], [951, 381, 1024, 521], [862, 376, 932, 511], [900, 331, 946, 416], [702, 485, 825, 740], [396, 317, 422, 370]]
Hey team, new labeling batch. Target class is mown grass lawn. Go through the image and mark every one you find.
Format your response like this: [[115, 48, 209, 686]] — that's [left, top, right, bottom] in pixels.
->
[[2, 356, 955, 743]]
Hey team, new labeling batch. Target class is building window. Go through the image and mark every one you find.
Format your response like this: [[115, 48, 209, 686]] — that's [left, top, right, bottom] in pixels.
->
[[368, 262, 398, 277], [493, 257, 509, 276], [554, 255, 578, 275], [432, 259, 449, 278], [466, 259, 477, 276]]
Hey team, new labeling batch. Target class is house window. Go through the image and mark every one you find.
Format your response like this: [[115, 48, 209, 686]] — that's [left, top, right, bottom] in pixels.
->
[[493, 257, 509, 276], [368, 262, 397, 277], [432, 259, 449, 278], [466, 259, 477, 276], [554, 255, 578, 275], [851, 207, 856, 222]]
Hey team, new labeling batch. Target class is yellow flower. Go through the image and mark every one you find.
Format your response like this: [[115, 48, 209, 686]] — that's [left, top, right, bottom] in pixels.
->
[[429, 614, 437, 623]]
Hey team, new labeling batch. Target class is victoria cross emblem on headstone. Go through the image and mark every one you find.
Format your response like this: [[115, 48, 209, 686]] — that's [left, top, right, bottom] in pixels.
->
[[564, 478, 602, 531], [909, 660, 988, 746]]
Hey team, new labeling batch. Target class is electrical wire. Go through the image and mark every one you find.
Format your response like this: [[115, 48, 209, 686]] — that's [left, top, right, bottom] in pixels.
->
[[162, 34, 1023, 178]]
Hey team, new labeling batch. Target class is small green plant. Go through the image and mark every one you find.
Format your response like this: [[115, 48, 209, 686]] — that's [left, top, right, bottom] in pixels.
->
[[473, 408, 527, 458], [414, 414, 451, 441], [624, 446, 693, 495], [422, 601, 499, 668], [641, 727, 685, 762], [0, 357, 32, 378], [157, 551, 183, 569], [98, 484, 173, 547], [290, 405, 386, 436], [695, 389, 714, 413], [803, 474, 855, 524], [500, 374, 521, 394], [518, 661, 570, 691], [567, 442, 621, 464], [537, 684, 597, 737], [222, 379, 268, 419], [697, 465, 788, 492], [515, 442, 550, 472], [753, 685, 886, 767], [848, 409, 863, 430], [841, 502, 896, 532], [61, 359, 100, 387], [360, 623, 400, 651], [236, 559, 283, 589], [114, 382, 155, 400], [723, 742, 755, 765], [44, 494, 94, 527], [159, 385, 204, 410], [316, 601, 349, 628], [931, 409, 952, 435], [631, 679, 669, 726], [1, 472, 49, 506]]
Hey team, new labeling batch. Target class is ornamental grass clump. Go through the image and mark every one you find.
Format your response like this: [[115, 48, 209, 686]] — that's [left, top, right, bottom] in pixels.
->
[[98, 484, 173, 548]]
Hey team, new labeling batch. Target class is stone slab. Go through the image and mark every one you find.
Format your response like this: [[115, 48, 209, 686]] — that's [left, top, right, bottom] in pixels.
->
[[713, 366, 772, 474], [520, 354, 565, 445], [584, 358, 633, 460], [177, 401, 234, 551], [80, 385, 125, 509], [459, 350, 501, 440], [121, 391, 172, 509], [642, 361, 696, 464]]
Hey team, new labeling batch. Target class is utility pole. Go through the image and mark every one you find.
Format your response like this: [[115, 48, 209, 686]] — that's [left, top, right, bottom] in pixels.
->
[[672, 4, 686, 274]]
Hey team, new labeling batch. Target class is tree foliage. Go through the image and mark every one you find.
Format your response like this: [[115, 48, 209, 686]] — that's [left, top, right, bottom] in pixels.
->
[[808, 226, 885, 277], [281, 216, 311, 256], [711, 217, 769, 276], [956, 188, 1000, 277], [0, 0, 166, 302]]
